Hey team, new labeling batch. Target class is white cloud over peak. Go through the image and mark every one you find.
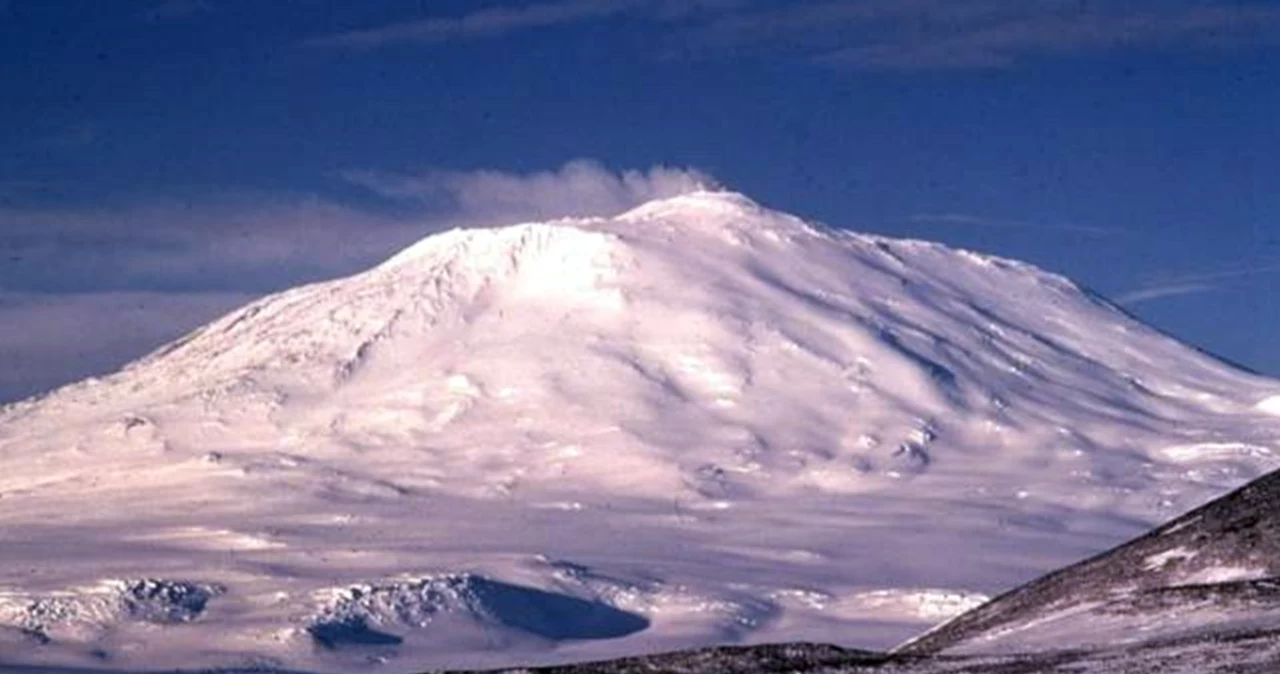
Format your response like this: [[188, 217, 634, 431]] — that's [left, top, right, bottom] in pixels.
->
[[342, 159, 717, 225], [0, 159, 716, 402]]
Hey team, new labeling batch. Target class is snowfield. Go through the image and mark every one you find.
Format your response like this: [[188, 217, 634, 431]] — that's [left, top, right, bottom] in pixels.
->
[[0, 191, 1278, 672]]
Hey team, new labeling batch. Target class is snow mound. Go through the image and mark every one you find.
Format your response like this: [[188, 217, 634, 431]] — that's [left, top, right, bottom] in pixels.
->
[[1258, 395, 1280, 416], [307, 574, 649, 649], [0, 579, 222, 642], [538, 558, 777, 639]]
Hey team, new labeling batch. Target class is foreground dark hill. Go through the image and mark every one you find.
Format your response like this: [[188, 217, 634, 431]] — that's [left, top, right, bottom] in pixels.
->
[[896, 465, 1280, 656], [451, 630, 1280, 674]]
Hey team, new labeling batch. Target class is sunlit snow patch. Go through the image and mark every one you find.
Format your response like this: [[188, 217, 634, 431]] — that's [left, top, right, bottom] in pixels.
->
[[1159, 443, 1274, 463], [1180, 566, 1270, 586], [122, 526, 284, 551], [1144, 546, 1197, 571], [836, 589, 991, 622], [1258, 395, 1280, 416]]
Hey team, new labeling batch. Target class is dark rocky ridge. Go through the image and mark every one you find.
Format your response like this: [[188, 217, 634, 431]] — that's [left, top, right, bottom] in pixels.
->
[[896, 466, 1280, 655], [444, 630, 1280, 674], [448, 643, 887, 674]]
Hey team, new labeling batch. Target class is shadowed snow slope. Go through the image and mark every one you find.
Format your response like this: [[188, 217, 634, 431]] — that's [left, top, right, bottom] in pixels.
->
[[1, 191, 1279, 672]]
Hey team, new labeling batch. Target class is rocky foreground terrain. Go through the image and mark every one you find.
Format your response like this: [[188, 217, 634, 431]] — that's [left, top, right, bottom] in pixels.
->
[[456, 467, 1280, 673]]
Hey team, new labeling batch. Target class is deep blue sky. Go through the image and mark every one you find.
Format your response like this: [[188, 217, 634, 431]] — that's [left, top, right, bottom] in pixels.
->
[[1, 0, 1278, 402]]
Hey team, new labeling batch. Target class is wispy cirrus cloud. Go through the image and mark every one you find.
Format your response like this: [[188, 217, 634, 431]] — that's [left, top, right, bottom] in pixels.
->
[[308, 0, 1280, 68], [0, 194, 425, 295], [910, 213, 1121, 236], [826, 4, 1280, 69], [1117, 262, 1280, 306], [0, 291, 251, 403], [1115, 282, 1220, 306], [310, 0, 628, 48], [307, 0, 742, 48], [691, 0, 1280, 69], [0, 194, 422, 403]]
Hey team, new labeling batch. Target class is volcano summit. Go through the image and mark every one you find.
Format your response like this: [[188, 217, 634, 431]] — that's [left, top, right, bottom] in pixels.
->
[[1, 191, 1278, 672]]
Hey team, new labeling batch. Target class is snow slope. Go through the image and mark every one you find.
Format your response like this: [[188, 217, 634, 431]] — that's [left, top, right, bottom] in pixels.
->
[[0, 191, 1278, 672]]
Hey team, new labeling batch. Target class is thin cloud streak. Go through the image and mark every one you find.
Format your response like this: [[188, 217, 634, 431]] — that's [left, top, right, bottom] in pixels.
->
[[690, 0, 1280, 69], [0, 194, 429, 294], [1116, 282, 1220, 306], [910, 213, 1121, 236], [309, 0, 641, 49], [309, 0, 744, 49], [1117, 263, 1280, 306], [307, 0, 1280, 67], [820, 5, 1280, 69], [1162, 263, 1280, 284], [0, 290, 252, 404]]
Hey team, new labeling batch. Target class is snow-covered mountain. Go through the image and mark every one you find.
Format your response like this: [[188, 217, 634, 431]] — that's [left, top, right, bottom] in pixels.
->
[[1, 191, 1278, 672]]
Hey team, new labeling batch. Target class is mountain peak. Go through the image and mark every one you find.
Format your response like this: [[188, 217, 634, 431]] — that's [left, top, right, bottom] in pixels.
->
[[616, 189, 821, 239], [372, 190, 765, 274], [619, 188, 765, 218]]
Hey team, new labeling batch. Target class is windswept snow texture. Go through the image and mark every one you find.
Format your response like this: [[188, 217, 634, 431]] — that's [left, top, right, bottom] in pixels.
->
[[1, 191, 1279, 671]]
